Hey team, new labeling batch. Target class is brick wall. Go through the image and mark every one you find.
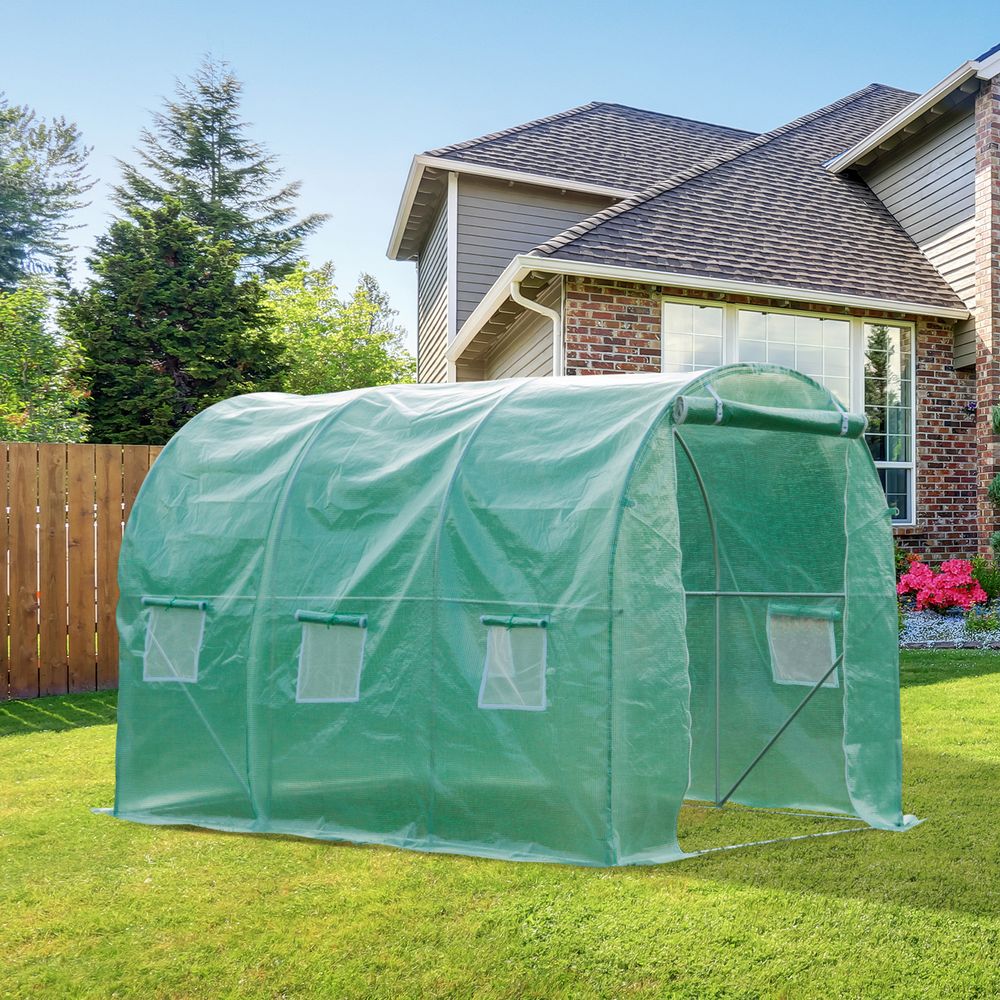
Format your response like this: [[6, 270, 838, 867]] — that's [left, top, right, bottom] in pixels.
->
[[564, 276, 976, 559], [975, 75, 1000, 552]]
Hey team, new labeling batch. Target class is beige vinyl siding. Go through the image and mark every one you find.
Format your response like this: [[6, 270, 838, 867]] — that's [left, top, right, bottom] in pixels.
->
[[863, 111, 976, 310], [456, 177, 613, 327], [954, 317, 976, 369], [483, 280, 561, 380], [416, 199, 449, 383]]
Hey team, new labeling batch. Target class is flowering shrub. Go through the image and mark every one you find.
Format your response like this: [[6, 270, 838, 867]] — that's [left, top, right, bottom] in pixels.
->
[[897, 559, 987, 612]]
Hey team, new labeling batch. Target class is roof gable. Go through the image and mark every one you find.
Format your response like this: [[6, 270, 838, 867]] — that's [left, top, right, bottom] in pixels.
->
[[426, 102, 756, 192], [531, 85, 965, 312]]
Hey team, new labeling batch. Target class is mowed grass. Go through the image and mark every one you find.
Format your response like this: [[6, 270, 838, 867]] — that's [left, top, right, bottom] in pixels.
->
[[1, 651, 998, 999]]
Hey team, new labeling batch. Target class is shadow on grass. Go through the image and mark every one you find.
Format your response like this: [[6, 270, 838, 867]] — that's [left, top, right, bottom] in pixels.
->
[[669, 746, 1000, 918], [900, 648, 1000, 688], [0, 691, 117, 738]]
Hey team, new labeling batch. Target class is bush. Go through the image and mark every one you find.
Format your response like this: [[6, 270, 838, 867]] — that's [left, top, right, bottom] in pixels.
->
[[894, 543, 917, 581], [989, 474, 1000, 510], [991, 532, 1000, 562], [992, 403, 1000, 436], [966, 606, 1000, 633], [897, 558, 987, 612], [971, 556, 1000, 601]]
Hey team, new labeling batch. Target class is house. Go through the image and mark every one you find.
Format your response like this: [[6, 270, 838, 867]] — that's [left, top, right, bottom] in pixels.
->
[[387, 44, 1000, 560]]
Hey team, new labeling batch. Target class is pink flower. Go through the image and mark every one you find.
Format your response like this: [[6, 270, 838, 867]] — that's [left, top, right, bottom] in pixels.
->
[[898, 558, 986, 612]]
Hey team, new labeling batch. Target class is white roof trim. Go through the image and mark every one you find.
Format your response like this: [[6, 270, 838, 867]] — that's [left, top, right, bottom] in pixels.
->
[[447, 255, 969, 364], [828, 58, 991, 174], [386, 155, 634, 260]]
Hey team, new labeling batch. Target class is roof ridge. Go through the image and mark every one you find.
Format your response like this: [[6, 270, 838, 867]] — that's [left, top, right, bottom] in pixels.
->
[[424, 102, 603, 158], [532, 83, 891, 258], [592, 101, 757, 136]]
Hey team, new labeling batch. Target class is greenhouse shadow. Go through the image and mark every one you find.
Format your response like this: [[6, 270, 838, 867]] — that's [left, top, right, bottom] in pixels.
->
[[0, 691, 117, 738], [899, 649, 1000, 688], [669, 746, 1000, 918]]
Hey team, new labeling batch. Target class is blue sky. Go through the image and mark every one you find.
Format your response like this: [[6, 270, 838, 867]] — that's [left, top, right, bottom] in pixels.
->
[[5, 1, 997, 348]]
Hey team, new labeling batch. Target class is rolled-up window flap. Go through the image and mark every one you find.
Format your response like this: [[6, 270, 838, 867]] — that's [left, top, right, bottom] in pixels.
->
[[480, 614, 549, 629], [142, 596, 210, 611], [294, 610, 367, 628], [673, 394, 866, 439]]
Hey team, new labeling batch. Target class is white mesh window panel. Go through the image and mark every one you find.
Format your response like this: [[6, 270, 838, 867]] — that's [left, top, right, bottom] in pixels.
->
[[296, 621, 367, 703], [767, 608, 839, 688], [143, 604, 206, 683], [478, 620, 547, 711]]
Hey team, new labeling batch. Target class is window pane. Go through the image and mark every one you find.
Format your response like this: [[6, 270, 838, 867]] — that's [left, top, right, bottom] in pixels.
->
[[739, 310, 764, 340], [663, 302, 723, 373], [795, 316, 822, 345], [767, 609, 839, 688], [663, 302, 694, 333], [877, 467, 911, 523], [865, 323, 913, 521], [736, 310, 851, 403]]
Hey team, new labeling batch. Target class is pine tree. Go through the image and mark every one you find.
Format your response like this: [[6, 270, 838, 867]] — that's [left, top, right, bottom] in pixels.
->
[[112, 57, 326, 277], [0, 94, 92, 288], [60, 199, 286, 444]]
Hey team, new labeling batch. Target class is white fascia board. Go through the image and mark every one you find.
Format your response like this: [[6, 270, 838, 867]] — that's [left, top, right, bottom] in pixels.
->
[[387, 155, 634, 260], [828, 62, 979, 174], [447, 254, 970, 362]]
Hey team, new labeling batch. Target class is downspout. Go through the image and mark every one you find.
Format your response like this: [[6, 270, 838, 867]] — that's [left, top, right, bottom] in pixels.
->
[[510, 280, 563, 376]]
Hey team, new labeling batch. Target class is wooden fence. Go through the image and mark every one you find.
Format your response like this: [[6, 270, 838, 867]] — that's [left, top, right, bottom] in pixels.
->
[[2, 443, 162, 700]]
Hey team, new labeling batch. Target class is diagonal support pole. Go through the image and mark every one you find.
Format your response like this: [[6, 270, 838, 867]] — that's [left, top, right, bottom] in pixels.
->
[[718, 652, 845, 807]]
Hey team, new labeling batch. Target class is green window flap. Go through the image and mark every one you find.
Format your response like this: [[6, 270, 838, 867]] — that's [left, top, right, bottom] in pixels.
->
[[294, 610, 367, 628], [141, 596, 210, 611], [480, 614, 549, 629]]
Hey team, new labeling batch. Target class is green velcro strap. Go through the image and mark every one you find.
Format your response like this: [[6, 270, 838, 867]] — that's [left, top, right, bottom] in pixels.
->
[[480, 615, 549, 629], [295, 610, 367, 628], [674, 394, 867, 439], [769, 603, 842, 622], [141, 596, 209, 611]]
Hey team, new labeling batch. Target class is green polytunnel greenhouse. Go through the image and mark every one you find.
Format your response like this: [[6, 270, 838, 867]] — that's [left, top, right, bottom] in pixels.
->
[[110, 364, 918, 866]]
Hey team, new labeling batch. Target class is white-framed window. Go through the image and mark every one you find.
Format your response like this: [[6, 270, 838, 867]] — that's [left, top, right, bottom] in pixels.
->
[[661, 301, 724, 373], [863, 322, 914, 524], [295, 611, 367, 703], [142, 597, 208, 683], [766, 605, 840, 689], [478, 615, 548, 711], [660, 299, 916, 525]]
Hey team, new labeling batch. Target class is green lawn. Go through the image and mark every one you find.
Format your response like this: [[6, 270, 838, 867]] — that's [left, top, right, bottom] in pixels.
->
[[2, 650, 998, 999]]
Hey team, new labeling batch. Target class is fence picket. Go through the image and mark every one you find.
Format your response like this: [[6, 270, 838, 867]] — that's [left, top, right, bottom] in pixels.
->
[[95, 446, 123, 689], [8, 444, 39, 699], [37, 444, 68, 696], [67, 446, 97, 692]]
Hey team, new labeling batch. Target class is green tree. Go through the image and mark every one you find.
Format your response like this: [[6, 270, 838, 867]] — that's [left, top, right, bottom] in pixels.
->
[[265, 263, 414, 395], [0, 94, 92, 288], [60, 200, 285, 444], [113, 57, 326, 277], [0, 281, 88, 441]]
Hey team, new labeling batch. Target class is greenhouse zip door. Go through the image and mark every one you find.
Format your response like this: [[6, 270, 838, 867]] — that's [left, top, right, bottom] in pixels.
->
[[672, 388, 873, 852]]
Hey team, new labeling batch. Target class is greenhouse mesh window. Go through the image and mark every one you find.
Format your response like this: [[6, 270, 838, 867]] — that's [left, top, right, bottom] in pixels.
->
[[143, 603, 206, 683], [767, 606, 839, 688], [478, 617, 548, 711], [295, 614, 367, 703]]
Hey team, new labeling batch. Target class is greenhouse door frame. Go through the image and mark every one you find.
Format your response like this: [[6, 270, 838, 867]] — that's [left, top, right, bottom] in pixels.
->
[[673, 429, 853, 812]]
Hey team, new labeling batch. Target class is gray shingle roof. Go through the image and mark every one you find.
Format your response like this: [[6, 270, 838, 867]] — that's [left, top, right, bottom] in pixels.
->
[[532, 85, 965, 312], [427, 102, 756, 191]]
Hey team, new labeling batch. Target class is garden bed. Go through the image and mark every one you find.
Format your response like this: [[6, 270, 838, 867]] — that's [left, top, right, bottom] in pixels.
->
[[900, 607, 1000, 649]]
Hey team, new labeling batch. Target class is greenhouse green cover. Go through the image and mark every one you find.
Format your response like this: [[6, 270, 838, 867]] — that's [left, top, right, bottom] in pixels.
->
[[112, 364, 917, 866]]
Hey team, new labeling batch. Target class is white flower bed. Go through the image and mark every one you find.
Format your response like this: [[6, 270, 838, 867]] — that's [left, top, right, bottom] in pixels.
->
[[900, 607, 1000, 649]]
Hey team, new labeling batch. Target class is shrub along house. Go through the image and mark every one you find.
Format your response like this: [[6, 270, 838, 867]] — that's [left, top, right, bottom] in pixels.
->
[[388, 44, 1000, 559]]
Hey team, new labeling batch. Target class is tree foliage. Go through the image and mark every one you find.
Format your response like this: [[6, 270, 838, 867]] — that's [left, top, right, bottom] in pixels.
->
[[113, 57, 326, 277], [0, 94, 92, 288], [60, 200, 285, 444], [265, 263, 414, 395], [0, 282, 88, 441]]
